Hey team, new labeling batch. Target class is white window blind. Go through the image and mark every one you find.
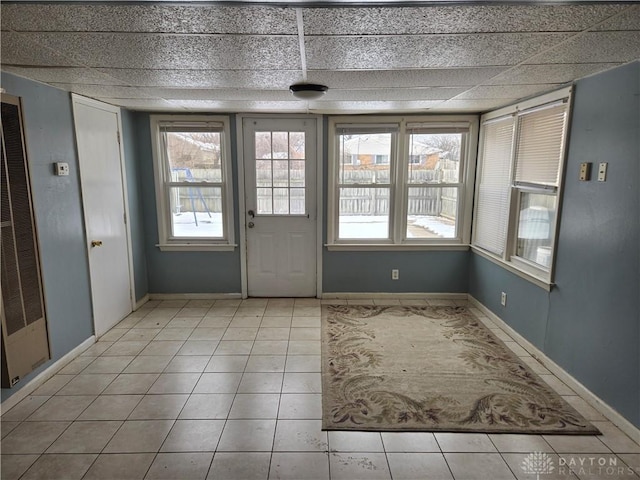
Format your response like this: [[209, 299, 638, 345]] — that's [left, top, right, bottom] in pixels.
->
[[474, 116, 514, 255], [514, 103, 567, 187]]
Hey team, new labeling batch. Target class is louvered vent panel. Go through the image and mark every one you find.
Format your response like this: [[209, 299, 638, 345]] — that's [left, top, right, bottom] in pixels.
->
[[1, 140, 26, 336], [1, 102, 43, 326]]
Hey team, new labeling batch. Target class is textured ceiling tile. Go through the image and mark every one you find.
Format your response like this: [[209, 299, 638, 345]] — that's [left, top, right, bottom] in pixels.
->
[[166, 100, 306, 112], [0, 32, 80, 67], [308, 100, 443, 113], [152, 89, 293, 101], [486, 63, 622, 85], [307, 67, 507, 88], [593, 5, 640, 31], [303, 5, 627, 35], [525, 31, 640, 64], [305, 33, 571, 70], [435, 99, 518, 113], [98, 98, 179, 111], [49, 84, 154, 99], [95, 69, 303, 89], [455, 84, 557, 100], [325, 88, 466, 101], [1, 4, 297, 35], [16, 33, 300, 70], [0, 66, 122, 85]]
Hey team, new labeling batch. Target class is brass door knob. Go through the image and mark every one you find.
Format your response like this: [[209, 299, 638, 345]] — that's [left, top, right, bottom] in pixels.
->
[[91, 240, 103, 247]]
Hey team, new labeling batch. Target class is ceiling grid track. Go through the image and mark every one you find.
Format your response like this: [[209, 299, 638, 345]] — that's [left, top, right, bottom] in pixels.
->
[[296, 8, 308, 82]]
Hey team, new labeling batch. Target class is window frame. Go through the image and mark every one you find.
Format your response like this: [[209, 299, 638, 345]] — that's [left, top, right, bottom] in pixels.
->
[[150, 114, 235, 251], [472, 87, 572, 289], [327, 115, 478, 250]]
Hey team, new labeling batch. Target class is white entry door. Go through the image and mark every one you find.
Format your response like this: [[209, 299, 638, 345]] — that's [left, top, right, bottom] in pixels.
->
[[243, 118, 317, 297], [72, 96, 132, 337]]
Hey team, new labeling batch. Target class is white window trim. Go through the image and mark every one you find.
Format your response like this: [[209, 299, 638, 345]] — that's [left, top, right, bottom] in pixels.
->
[[150, 114, 236, 251], [472, 86, 573, 289], [326, 115, 478, 249]]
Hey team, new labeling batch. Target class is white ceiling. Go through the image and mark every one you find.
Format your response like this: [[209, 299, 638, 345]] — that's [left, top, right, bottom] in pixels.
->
[[1, 2, 639, 114]]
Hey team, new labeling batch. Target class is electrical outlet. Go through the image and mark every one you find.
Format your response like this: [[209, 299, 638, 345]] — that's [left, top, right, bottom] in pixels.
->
[[391, 269, 399, 280], [500, 292, 507, 307]]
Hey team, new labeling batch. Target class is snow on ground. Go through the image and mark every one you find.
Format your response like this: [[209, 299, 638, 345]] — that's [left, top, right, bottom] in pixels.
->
[[338, 215, 455, 239], [172, 212, 455, 240], [409, 215, 456, 238], [173, 212, 223, 237]]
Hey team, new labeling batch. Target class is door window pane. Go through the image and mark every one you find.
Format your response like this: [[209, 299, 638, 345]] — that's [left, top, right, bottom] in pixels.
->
[[257, 187, 272, 214], [406, 187, 457, 239], [255, 132, 272, 159], [408, 133, 461, 184], [516, 192, 556, 268], [339, 133, 392, 185], [290, 188, 305, 214], [289, 132, 305, 159], [169, 186, 223, 237], [273, 160, 289, 187], [273, 188, 289, 214], [290, 160, 305, 187], [272, 132, 288, 158], [338, 187, 390, 239], [255, 160, 272, 187]]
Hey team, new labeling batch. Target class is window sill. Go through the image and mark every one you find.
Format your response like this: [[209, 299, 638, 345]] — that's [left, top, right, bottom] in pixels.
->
[[471, 246, 554, 291], [326, 243, 470, 252], [157, 243, 237, 252]]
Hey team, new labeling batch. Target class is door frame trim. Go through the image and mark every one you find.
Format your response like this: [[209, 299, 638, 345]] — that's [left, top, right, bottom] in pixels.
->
[[236, 114, 323, 298], [71, 94, 136, 326]]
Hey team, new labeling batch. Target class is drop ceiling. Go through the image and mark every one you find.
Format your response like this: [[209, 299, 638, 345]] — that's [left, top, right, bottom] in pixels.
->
[[1, 1, 639, 114]]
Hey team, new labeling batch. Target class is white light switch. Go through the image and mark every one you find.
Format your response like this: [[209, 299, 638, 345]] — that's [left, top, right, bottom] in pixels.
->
[[597, 162, 608, 182], [55, 162, 69, 176]]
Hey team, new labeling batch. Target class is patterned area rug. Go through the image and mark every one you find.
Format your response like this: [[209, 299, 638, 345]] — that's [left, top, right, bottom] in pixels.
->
[[322, 305, 599, 434]]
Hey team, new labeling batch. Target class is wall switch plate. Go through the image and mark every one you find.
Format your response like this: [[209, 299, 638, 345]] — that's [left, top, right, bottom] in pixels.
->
[[500, 292, 507, 307], [598, 162, 608, 182], [391, 269, 399, 280], [55, 162, 69, 176], [579, 162, 591, 181]]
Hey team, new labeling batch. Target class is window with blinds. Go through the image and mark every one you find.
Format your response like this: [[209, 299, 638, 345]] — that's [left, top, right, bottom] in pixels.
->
[[472, 88, 571, 284], [514, 103, 568, 188], [473, 117, 514, 255]]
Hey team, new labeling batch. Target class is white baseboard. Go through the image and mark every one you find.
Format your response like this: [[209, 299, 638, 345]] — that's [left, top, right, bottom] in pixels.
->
[[134, 294, 149, 310], [148, 293, 242, 300], [468, 295, 640, 443], [1, 335, 96, 414], [322, 292, 468, 300]]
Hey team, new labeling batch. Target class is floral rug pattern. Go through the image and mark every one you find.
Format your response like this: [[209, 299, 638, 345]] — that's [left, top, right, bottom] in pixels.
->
[[322, 305, 599, 434]]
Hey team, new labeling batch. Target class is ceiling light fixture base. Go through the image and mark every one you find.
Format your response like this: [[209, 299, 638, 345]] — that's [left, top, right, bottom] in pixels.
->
[[289, 83, 328, 100]]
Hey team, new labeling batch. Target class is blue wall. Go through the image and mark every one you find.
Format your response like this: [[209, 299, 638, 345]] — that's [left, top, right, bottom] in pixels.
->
[[1, 73, 94, 401], [128, 112, 242, 294], [120, 110, 149, 302], [469, 61, 640, 428], [325, 251, 469, 293]]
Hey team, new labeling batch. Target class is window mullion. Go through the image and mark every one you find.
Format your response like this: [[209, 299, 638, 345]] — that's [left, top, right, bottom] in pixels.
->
[[504, 117, 519, 262], [395, 126, 407, 244]]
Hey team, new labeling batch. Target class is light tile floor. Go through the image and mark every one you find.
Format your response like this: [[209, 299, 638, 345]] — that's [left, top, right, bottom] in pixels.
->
[[1, 298, 639, 480]]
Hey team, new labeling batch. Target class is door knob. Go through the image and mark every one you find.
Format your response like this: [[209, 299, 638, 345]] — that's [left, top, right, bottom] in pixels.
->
[[248, 210, 255, 218], [248, 222, 255, 228], [91, 240, 103, 247]]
